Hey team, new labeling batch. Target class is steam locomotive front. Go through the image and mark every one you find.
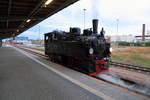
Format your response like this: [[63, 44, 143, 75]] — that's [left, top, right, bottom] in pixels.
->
[[84, 19, 111, 75]]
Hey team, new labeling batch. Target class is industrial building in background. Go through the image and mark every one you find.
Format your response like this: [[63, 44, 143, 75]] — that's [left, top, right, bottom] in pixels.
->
[[134, 24, 150, 42], [110, 35, 134, 42], [110, 24, 150, 43]]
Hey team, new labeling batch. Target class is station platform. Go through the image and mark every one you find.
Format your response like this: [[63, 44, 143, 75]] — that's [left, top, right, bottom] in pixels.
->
[[0, 45, 149, 100]]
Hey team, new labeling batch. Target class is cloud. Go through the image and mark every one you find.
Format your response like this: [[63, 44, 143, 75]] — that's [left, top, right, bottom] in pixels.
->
[[99, 0, 149, 18]]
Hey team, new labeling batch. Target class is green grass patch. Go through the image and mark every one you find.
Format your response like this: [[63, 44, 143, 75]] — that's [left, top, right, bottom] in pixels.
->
[[111, 54, 125, 61], [130, 55, 150, 67], [111, 54, 150, 68]]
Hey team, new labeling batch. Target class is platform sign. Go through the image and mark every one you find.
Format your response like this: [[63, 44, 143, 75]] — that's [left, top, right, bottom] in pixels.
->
[[13, 36, 29, 44], [15, 37, 28, 41]]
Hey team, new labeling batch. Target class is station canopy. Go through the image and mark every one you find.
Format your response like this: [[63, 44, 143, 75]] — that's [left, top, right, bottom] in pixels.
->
[[0, 0, 79, 39]]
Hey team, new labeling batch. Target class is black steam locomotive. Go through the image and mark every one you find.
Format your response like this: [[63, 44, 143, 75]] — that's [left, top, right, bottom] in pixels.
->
[[44, 19, 111, 76]]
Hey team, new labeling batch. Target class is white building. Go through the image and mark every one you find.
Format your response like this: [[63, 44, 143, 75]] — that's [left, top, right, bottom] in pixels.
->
[[110, 35, 134, 42]]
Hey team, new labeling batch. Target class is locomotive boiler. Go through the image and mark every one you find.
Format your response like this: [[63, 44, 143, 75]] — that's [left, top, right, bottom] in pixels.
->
[[44, 19, 111, 76]]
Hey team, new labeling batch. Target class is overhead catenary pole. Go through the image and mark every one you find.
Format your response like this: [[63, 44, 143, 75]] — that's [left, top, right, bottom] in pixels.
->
[[147, 30, 149, 35], [38, 25, 40, 40], [116, 19, 119, 35], [116, 19, 119, 46]]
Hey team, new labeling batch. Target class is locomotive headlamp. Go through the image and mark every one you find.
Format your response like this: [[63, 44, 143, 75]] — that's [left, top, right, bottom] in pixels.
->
[[89, 48, 94, 54], [110, 47, 113, 52]]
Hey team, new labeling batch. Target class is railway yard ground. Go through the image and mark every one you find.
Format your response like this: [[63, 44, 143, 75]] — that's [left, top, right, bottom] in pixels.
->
[[18, 44, 150, 96], [0, 44, 149, 100], [112, 46, 150, 68]]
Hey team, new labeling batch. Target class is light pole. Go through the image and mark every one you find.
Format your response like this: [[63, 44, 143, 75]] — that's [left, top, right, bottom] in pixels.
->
[[116, 19, 119, 35], [116, 19, 119, 46], [147, 29, 149, 35], [38, 25, 40, 40], [83, 9, 86, 30]]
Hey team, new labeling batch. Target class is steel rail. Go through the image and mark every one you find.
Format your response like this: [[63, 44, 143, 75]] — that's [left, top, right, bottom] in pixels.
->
[[110, 61, 150, 74]]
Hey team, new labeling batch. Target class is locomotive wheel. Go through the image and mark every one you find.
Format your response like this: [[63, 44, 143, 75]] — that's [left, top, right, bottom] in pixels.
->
[[53, 55, 58, 63], [61, 55, 68, 65], [49, 54, 55, 62], [68, 57, 74, 67], [88, 63, 94, 73], [82, 61, 94, 74], [48, 55, 53, 61], [57, 55, 62, 63]]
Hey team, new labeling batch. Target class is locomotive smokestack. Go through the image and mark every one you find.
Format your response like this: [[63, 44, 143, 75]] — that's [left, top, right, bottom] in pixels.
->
[[92, 19, 98, 34]]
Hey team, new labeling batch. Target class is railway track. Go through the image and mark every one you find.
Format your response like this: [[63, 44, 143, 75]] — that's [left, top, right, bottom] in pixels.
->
[[17, 45, 150, 74], [110, 61, 150, 74], [17, 46, 46, 57], [18, 45, 150, 74]]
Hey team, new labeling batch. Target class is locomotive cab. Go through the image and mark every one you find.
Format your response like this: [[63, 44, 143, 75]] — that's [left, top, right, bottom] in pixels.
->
[[70, 27, 81, 35]]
